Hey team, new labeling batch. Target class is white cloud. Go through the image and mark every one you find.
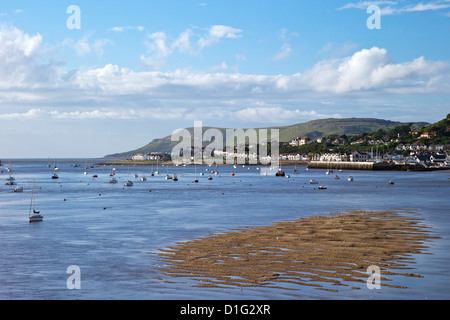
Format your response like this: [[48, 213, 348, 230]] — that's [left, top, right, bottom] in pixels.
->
[[0, 24, 63, 88], [1, 21, 449, 127], [63, 34, 112, 57], [0, 108, 45, 120], [338, 1, 398, 10], [301, 47, 450, 94], [210, 61, 228, 71], [109, 26, 144, 32], [403, 2, 450, 12], [339, 1, 450, 15], [273, 43, 292, 61], [234, 107, 342, 123], [141, 25, 242, 68], [197, 25, 242, 49]]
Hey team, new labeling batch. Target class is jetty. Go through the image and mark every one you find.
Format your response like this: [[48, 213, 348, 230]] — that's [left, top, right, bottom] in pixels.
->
[[307, 161, 449, 171]]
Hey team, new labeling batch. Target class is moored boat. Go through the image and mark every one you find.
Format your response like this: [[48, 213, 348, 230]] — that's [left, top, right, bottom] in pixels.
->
[[28, 180, 43, 223]]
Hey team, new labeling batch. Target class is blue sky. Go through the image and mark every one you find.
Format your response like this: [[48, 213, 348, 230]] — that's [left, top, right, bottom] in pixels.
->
[[0, 0, 449, 158]]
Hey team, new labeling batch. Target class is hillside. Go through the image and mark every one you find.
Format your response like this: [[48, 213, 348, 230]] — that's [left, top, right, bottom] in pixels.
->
[[106, 118, 429, 158]]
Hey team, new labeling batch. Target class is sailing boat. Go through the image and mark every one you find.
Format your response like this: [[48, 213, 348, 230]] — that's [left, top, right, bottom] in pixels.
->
[[29, 180, 43, 223], [194, 165, 199, 183], [165, 164, 173, 180], [124, 166, 133, 186], [155, 159, 159, 175], [326, 160, 334, 175], [150, 163, 155, 176], [293, 159, 299, 174], [141, 166, 147, 181], [172, 167, 178, 181], [107, 166, 117, 183]]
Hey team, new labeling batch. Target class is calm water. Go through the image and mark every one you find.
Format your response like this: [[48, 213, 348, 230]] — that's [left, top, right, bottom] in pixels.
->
[[0, 159, 449, 300]]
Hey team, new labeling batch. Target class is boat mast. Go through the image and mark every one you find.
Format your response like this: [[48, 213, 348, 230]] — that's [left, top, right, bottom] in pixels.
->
[[29, 180, 35, 217]]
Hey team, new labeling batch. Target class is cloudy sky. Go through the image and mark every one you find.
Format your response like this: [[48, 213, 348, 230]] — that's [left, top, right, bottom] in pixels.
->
[[1, 0, 449, 158]]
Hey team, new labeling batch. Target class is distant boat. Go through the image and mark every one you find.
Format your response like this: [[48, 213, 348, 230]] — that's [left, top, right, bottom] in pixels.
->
[[309, 179, 318, 184], [5, 175, 16, 185], [51, 172, 59, 179], [275, 171, 285, 177], [326, 161, 333, 175], [109, 176, 118, 184], [348, 176, 354, 182], [293, 161, 299, 174], [388, 180, 394, 185], [208, 175, 213, 180], [173, 173, 178, 181], [318, 186, 327, 190], [28, 181, 43, 223], [334, 175, 340, 180], [141, 166, 147, 181], [13, 186, 23, 192], [53, 159, 59, 171], [124, 180, 133, 186], [194, 165, 199, 182], [155, 159, 159, 175]]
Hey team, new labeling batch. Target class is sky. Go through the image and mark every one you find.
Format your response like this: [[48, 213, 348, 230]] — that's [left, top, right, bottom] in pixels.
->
[[0, 0, 449, 158]]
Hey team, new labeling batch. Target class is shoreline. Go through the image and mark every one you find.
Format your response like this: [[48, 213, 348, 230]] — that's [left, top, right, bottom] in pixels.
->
[[96, 159, 450, 172]]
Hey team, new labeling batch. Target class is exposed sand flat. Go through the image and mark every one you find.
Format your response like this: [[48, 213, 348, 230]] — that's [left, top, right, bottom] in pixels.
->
[[157, 210, 440, 292]]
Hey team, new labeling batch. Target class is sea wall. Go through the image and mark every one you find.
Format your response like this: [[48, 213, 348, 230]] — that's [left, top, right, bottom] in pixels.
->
[[307, 161, 447, 171], [307, 161, 376, 170]]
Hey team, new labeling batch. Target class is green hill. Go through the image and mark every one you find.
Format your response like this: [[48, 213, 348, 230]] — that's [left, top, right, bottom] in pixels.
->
[[106, 118, 429, 158]]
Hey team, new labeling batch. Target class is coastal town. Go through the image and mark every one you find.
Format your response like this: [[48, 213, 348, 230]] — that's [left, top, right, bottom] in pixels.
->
[[127, 115, 450, 171]]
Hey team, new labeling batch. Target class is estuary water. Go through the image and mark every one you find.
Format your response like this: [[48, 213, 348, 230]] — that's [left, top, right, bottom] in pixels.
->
[[0, 159, 449, 300]]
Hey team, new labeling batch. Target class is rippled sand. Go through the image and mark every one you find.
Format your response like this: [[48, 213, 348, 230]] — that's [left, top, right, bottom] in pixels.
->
[[157, 210, 440, 292]]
